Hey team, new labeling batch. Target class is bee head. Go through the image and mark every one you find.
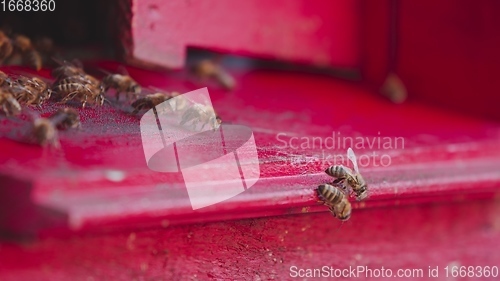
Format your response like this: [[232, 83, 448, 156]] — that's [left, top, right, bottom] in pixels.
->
[[102, 75, 113, 84], [338, 210, 351, 221], [356, 190, 368, 201]]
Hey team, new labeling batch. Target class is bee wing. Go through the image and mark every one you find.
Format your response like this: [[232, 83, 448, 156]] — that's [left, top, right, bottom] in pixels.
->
[[71, 59, 84, 69], [117, 65, 130, 76], [51, 56, 71, 67], [149, 86, 169, 95], [9, 70, 51, 84], [97, 68, 112, 76], [347, 147, 359, 174]]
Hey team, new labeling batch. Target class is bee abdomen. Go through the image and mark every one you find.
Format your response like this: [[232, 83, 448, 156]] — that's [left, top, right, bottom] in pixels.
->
[[325, 165, 346, 178], [317, 184, 343, 205], [55, 83, 83, 93]]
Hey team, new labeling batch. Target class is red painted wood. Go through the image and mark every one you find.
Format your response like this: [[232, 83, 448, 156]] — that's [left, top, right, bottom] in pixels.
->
[[1, 1, 499, 279], [396, 0, 500, 121], [0, 62, 499, 238], [1, 199, 499, 280], [127, 0, 361, 69]]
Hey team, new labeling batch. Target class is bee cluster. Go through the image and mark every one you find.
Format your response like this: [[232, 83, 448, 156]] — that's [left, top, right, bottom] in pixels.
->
[[317, 148, 369, 221], [0, 30, 49, 71], [0, 70, 51, 115], [0, 58, 229, 147], [51, 60, 106, 108]]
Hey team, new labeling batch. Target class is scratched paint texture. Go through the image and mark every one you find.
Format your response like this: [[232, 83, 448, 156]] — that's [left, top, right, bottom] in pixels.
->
[[1, 199, 499, 280]]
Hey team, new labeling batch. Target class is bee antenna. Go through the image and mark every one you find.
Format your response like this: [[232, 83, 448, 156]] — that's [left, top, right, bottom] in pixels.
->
[[332, 220, 346, 235], [149, 86, 168, 93], [51, 56, 66, 66], [71, 59, 84, 69], [102, 98, 113, 106], [97, 68, 112, 76]]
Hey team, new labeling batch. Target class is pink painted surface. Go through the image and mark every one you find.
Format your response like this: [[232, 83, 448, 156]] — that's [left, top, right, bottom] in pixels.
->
[[397, 0, 500, 121], [0, 199, 499, 280], [0, 62, 499, 238], [0, 1, 500, 279], [129, 0, 361, 68]]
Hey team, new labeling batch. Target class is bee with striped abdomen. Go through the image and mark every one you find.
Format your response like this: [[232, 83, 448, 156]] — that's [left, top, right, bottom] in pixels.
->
[[51, 59, 85, 80], [316, 183, 351, 221], [54, 82, 104, 108], [102, 73, 141, 101], [131, 92, 171, 114], [325, 148, 368, 201]]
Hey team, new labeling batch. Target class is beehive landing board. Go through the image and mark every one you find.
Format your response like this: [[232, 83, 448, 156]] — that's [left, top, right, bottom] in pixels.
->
[[0, 62, 499, 237]]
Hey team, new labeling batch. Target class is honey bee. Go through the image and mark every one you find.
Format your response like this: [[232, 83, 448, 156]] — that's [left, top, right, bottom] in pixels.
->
[[54, 82, 104, 108], [101, 74, 141, 101], [325, 148, 368, 201], [192, 59, 236, 90], [51, 59, 85, 80], [381, 73, 407, 104], [12, 35, 42, 71], [55, 73, 101, 89], [179, 103, 221, 131], [0, 31, 13, 64], [131, 92, 171, 114], [0, 90, 22, 116], [317, 183, 352, 221], [167, 91, 189, 113], [12, 76, 52, 106], [31, 117, 59, 147], [50, 108, 81, 130]]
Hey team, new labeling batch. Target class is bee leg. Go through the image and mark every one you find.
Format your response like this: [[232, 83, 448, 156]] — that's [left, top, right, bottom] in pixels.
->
[[82, 94, 88, 108], [328, 206, 337, 217], [60, 91, 78, 104], [132, 103, 144, 115], [2, 104, 9, 116], [115, 91, 121, 101], [332, 178, 344, 184]]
